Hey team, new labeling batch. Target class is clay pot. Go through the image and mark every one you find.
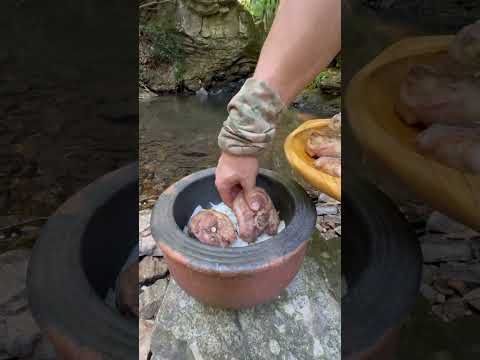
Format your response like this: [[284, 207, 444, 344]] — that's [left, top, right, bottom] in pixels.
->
[[342, 178, 422, 359], [151, 167, 316, 309], [27, 163, 138, 359]]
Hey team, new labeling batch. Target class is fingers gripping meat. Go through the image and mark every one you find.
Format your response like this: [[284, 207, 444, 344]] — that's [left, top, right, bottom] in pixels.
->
[[233, 187, 280, 242], [188, 210, 236, 247]]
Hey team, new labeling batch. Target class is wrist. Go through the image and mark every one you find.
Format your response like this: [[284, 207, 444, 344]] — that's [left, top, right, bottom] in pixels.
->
[[218, 78, 285, 157]]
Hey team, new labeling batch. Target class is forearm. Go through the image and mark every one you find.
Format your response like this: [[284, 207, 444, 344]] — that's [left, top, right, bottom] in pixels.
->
[[254, 0, 341, 105], [218, 0, 341, 156]]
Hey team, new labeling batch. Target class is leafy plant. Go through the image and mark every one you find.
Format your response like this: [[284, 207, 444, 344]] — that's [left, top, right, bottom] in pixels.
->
[[240, 0, 279, 33], [145, 27, 184, 66]]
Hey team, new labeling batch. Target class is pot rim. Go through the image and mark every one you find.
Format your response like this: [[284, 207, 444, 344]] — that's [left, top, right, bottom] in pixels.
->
[[151, 167, 316, 274], [27, 163, 138, 359]]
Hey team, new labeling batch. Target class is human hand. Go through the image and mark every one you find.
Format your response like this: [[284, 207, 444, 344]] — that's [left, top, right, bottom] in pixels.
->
[[215, 152, 259, 209]]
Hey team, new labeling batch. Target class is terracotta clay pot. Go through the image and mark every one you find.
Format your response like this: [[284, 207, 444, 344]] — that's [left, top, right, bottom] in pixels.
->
[[342, 178, 422, 359], [151, 167, 316, 309], [27, 163, 138, 359]]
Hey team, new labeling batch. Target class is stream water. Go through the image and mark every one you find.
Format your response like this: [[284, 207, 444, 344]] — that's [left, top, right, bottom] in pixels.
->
[[139, 94, 341, 301]]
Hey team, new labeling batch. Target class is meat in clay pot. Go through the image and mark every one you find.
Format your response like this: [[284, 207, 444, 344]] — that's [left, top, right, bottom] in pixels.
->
[[188, 210, 236, 247], [233, 187, 280, 243]]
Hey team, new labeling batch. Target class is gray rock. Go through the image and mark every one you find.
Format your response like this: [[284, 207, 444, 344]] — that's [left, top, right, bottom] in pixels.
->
[[426, 211, 479, 238], [139, 209, 162, 257], [139, 256, 168, 285], [438, 262, 480, 284], [140, 320, 155, 360], [432, 279, 454, 296], [317, 193, 337, 204], [464, 288, 480, 311], [426, 212, 478, 236], [0, 249, 30, 316], [140, 279, 168, 320], [4, 310, 41, 357], [442, 297, 468, 322], [316, 205, 338, 216], [151, 257, 340, 360], [446, 279, 467, 295], [421, 238, 471, 263], [420, 283, 442, 304], [140, 0, 258, 92], [323, 215, 341, 225], [422, 265, 439, 285], [195, 87, 208, 98]]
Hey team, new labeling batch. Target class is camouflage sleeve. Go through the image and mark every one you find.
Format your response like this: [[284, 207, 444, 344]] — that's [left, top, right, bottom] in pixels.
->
[[218, 78, 285, 156]]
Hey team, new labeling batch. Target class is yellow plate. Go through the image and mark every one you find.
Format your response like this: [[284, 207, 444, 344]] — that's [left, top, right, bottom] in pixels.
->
[[284, 119, 341, 201], [346, 35, 480, 230]]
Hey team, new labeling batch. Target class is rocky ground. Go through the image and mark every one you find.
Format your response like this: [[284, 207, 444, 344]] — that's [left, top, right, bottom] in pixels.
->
[[399, 205, 480, 322], [0, 249, 56, 359]]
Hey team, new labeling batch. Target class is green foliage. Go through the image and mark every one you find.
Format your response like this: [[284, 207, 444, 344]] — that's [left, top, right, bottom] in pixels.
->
[[240, 0, 279, 33], [174, 61, 186, 81], [143, 23, 185, 65], [308, 67, 341, 93]]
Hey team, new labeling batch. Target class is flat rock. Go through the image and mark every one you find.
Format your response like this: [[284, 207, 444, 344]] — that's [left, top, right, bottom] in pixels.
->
[[140, 320, 155, 360], [433, 279, 455, 296], [4, 310, 41, 357], [139, 256, 168, 285], [421, 238, 471, 263], [139, 209, 162, 257], [438, 262, 480, 284], [317, 193, 338, 204], [426, 212, 478, 236], [447, 279, 467, 295], [422, 265, 439, 285], [151, 257, 340, 360], [316, 205, 338, 216], [442, 296, 468, 322], [420, 283, 442, 304], [464, 288, 480, 311], [140, 279, 168, 320], [0, 249, 30, 316]]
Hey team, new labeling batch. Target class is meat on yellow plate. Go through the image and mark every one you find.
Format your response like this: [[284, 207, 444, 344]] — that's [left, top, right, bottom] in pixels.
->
[[416, 124, 480, 174]]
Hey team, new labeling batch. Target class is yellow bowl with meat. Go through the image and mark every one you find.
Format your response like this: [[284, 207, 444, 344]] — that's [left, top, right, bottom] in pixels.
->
[[345, 35, 480, 231], [284, 119, 341, 201]]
